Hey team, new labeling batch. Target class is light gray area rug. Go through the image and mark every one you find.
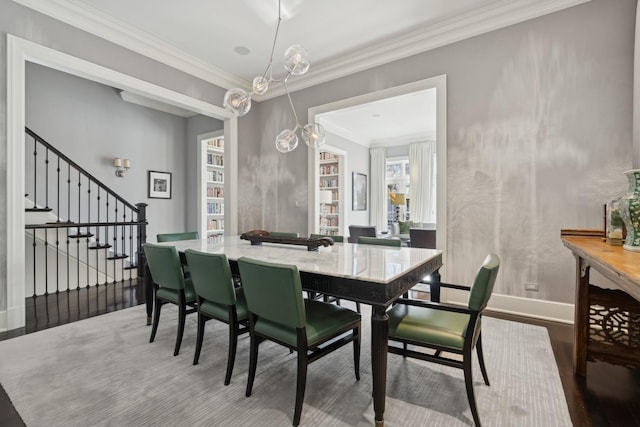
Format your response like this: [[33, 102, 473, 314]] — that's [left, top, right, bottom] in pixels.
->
[[0, 304, 571, 426]]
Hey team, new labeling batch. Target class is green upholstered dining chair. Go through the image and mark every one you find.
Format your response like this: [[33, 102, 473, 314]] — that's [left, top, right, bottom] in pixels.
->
[[156, 232, 200, 277], [143, 243, 198, 356], [185, 249, 249, 385], [386, 254, 500, 427], [237, 257, 361, 427], [156, 231, 200, 242], [268, 231, 299, 238], [357, 236, 401, 247], [309, 233, 344, 243]]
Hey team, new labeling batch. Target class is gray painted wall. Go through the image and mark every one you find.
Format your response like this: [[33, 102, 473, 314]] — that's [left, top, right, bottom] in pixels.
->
[[240, 0, 635, 304]]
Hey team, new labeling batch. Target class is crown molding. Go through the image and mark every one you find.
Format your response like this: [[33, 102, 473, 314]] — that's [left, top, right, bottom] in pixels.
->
[[320, 119, 371, 147], [370, 133, 436, 148], [11, 0, 252, 91], [13, 0, 589, 99], [119, 91, 197, 118], [263, 0, 591, 99]]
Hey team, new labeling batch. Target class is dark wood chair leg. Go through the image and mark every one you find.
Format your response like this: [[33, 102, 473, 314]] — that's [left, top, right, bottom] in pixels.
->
[[293, 348, 308, 426], [225, 323, 239, 386], [463, 350, 481, 427], [193, 312, 205, 365], [149, 298, 162, 343], [353, 327, 361, 381], [174, 296, 186, 356], [476, 334, 490, 386], [246, 332, 259, 397]]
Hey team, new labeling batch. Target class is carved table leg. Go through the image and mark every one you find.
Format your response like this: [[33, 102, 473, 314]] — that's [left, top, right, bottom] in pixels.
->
[[573, 255, 590, 376], [371, 305, 389, 426]]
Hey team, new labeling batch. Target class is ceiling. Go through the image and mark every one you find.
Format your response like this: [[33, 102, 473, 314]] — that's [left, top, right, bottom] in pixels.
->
[[14, 0, 586, 145], [16, 0, 588, 96], [318, 89, 436, 147], [71, 0, 502, 83]]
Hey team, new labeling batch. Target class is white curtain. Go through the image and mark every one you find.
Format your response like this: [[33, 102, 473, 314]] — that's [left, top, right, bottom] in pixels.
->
[[369, 147, 387, 232], [634, 2, 640, 169], [409, 142, 436, 224]]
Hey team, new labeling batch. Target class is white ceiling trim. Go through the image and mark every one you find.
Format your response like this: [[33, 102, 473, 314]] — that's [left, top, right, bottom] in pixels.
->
[[261, 0, 591, 99], [11, 0, 252, 91], [320, 119, 371, 148], [119, 91, 197, 118], [13, 0, 589, 99], [369, 134, 436, 148]]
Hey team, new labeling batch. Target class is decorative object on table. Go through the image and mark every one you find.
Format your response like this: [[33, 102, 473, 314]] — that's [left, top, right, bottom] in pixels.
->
[[222, 0, 325, 153], [389, 192, 405, 221], [148, 170, 172, 199], [240, 230, 334, 251], [352, 172, 367, 211], [113, 157, 130, 177], [606, 198, 624, 246], [619, 169, 640, 251]]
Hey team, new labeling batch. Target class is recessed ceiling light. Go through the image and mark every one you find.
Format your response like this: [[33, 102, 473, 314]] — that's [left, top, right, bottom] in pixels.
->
[[234, 46, 251, 55]]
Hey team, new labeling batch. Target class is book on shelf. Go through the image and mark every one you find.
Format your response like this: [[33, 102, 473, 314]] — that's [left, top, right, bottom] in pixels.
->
[[207, 153, 224, 166], [206, 138, 224, 149], [319, 152, 338, 161]]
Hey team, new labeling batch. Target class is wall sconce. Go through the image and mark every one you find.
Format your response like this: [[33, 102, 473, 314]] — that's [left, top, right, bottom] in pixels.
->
[[113, 158, 130, 177]]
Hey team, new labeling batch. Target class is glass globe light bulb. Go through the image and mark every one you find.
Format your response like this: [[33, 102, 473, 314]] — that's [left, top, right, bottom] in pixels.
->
[[302, 123, 326, 148], [252, 76, 269, 96], [223, 88, 251, 116], [275, 129, 299, 153], [284, 44, 311, 76]]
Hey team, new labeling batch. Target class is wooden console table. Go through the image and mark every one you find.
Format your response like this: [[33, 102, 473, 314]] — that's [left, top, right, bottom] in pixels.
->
[[561, 229, 640, 376]]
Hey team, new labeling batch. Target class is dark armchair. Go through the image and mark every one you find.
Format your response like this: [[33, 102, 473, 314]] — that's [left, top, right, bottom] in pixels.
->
[[347, 225, 376, 243]]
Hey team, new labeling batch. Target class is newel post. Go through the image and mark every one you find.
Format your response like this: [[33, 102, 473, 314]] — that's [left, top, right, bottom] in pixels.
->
[[136, 202, 153, 325]]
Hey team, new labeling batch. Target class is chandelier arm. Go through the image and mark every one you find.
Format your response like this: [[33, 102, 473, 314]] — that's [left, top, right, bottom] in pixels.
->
[[262, 0, 283, 79], [283, 79, 300, 127]]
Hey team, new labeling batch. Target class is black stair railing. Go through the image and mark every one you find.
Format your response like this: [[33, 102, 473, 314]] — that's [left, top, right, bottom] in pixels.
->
[[24, 127, 148, 322]]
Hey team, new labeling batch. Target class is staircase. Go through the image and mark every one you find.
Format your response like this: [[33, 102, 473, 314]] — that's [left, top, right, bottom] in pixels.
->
[[24, 127, 147, 303]]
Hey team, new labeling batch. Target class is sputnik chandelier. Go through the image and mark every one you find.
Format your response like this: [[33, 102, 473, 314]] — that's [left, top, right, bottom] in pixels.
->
[[223, 0, 326, 153]]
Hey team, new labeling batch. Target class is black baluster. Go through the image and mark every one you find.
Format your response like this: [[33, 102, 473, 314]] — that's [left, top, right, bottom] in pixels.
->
[[45, 147, 50, 211], [33, 138, 37, 208]]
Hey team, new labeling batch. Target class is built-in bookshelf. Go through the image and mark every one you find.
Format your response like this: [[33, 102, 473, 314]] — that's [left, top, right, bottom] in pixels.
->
[[318, 151, 341, 236], [204, 135, 224, 243]]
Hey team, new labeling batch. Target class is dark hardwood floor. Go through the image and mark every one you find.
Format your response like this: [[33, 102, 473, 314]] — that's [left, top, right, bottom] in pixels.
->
[[0, 291, 638, 426]]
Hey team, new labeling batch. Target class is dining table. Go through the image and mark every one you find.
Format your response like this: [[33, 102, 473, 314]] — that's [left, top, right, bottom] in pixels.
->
[[148, 235, 443, 426]]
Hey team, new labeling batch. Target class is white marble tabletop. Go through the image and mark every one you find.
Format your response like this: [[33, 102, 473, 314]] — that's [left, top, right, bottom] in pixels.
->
[[157, 235, 441, 284]]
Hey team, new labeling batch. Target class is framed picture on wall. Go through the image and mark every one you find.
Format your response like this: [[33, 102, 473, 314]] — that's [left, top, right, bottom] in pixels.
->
[[148, 170, 172, 199], [352, 172, 367, 211]]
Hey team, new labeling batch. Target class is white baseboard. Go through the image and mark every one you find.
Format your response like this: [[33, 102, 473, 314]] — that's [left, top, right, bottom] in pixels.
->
[[0, 310, 6, 332], [445, 291, 574, 324]]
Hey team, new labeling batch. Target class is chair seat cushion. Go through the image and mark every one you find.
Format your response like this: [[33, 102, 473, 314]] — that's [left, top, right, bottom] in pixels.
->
[[156, 278, 197, 304], [200, 288, 249, 321], [254, 300, 360, 347], [387, 303, 470, 351]]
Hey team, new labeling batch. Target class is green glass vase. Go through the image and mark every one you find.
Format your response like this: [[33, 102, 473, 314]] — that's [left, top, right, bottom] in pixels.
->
[[619, 169, 640, 251]]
